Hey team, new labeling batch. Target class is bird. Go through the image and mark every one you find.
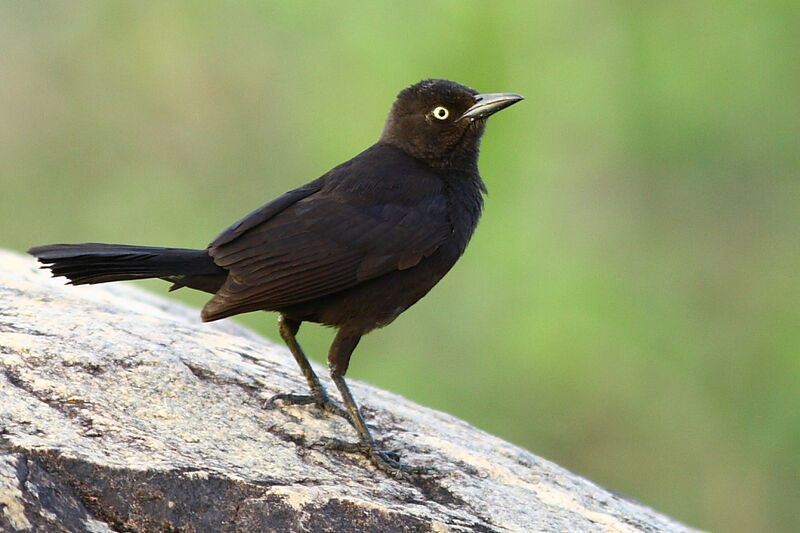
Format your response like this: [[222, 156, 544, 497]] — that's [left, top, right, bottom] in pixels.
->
[[29, 79, 523, 476]]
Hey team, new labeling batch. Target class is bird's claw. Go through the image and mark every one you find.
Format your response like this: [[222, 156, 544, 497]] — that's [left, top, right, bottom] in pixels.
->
[[317, 437, 435, 478], [267, 391, 351, 421]]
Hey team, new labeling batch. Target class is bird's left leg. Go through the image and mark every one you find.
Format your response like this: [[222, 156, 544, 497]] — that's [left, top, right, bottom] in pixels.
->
[[322, 330, 429, 477]]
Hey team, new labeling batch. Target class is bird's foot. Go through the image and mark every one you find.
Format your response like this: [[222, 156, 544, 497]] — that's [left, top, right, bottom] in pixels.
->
[[267, 390, 350, 421], [318, 437, 435, 479]]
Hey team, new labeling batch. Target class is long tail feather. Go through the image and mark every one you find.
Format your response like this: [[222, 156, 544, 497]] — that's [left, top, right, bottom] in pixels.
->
[[29, 243, 226, 293]]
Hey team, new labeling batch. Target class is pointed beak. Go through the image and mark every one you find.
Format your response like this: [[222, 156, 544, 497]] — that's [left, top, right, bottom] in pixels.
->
[[457, 92, 524, 121]]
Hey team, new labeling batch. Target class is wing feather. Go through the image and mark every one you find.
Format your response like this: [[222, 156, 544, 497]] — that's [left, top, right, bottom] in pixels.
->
[[202, 145, 452, 321]]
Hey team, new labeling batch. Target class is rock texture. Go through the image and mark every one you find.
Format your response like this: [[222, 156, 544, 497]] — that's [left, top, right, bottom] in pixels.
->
[[0, 249, 701, 533]]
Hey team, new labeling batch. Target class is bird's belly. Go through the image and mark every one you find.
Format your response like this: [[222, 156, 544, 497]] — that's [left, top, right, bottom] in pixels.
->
[[278, 244, 461, 334]]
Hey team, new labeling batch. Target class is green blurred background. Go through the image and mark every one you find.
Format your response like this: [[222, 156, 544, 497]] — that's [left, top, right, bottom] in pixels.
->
[[2, 2, 798, 531]]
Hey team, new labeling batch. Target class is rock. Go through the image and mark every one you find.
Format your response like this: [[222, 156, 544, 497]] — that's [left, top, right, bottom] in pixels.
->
[[0, 249, 702, 532]]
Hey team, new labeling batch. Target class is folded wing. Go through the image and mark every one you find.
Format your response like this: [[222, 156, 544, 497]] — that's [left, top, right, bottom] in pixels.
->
[[202, 178, 450, 321]]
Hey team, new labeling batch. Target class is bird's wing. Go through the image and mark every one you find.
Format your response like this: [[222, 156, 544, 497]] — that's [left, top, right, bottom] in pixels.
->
[[202, 186, 451, 320]]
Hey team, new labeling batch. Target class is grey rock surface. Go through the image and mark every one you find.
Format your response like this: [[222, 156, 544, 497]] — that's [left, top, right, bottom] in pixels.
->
[[0, 249, 702, 533]]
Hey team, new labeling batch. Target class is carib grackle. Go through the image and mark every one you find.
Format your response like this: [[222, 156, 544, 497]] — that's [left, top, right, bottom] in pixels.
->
[[29, 79, 523, 476]]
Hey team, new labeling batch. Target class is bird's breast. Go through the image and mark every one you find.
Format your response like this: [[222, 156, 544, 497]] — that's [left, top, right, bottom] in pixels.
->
[[442, 173, 485, 256]]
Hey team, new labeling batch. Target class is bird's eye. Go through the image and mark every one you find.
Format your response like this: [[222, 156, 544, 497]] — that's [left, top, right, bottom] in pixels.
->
[[432, 106, 450, 120]]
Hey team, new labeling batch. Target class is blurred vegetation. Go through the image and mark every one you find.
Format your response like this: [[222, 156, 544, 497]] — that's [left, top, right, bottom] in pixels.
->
[[1, 2, 798, 531]]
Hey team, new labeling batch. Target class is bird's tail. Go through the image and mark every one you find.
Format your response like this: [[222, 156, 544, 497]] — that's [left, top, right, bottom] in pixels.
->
[[28, 243, 227, 293]]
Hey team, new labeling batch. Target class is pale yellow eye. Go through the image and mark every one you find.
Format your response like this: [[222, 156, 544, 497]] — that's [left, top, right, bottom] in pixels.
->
[[432, 106, 449, 120]]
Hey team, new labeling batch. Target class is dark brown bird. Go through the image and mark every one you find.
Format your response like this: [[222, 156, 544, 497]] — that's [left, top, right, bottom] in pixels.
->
[[29, 79, 523, 475]]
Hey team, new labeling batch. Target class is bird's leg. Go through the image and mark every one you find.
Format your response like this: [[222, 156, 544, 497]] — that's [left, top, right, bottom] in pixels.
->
[[267, 315, 348, 420], [322, 331, 429, 477]]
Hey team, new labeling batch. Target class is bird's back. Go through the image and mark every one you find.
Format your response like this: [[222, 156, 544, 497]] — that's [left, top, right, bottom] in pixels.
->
[[201, 143, 484, 327]]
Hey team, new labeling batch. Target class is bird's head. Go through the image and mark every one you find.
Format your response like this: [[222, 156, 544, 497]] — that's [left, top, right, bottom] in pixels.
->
[[380, 79, 523, 170]]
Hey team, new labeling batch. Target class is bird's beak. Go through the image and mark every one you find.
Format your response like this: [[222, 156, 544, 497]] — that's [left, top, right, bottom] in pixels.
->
[[457, 92, 524, 122]]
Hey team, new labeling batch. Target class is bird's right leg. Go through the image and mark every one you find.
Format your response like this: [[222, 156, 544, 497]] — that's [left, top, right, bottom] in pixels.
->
[[267, 315, 349, 420]]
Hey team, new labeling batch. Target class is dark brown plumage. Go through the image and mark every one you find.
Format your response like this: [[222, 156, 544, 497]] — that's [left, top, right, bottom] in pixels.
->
[[29, 79, 523, 476]]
